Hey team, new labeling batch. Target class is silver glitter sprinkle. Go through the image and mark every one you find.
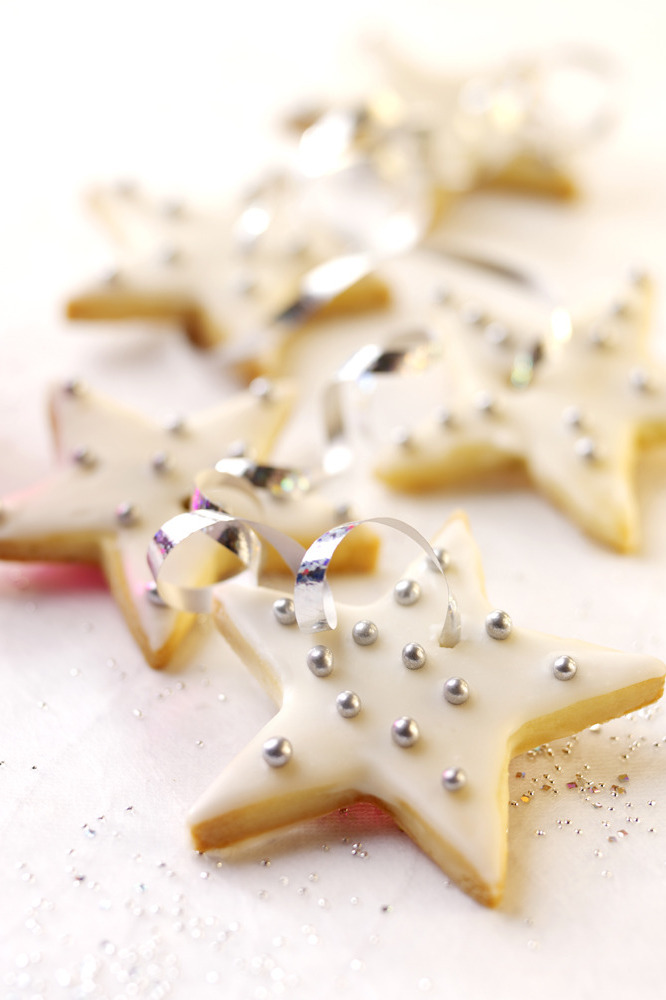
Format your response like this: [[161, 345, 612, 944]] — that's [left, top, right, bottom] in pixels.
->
[[273, 597, 296, 626], [334, 501, 351, 520], [115, 501, 138, 527], [336, 690, 361, 718], [151, 451, 173, 474], [553, 654, 577, 681], [393, 578, 421, 606], [145, 581, 166, 607], [562, 404, 583, 429], [307, 645, 334, 677], [442, 766, 467, 791], [352, 620, 378, 646], [392, 716, 420, 747], [443, 677, 469, 705], [72, 446, 96, 468], [262, 736, 293, 767], [574, 436, 598, 462], [485, 609, 512, 640], [402, 642, 426, 670], [249, 377, 273, 402], [160, 245, 181, 266]]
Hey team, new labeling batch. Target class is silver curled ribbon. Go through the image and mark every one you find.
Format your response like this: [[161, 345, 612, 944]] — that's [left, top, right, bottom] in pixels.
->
[[148, 502, 461, 646]]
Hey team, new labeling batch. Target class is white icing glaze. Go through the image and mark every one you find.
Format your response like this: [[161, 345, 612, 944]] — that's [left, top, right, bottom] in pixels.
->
[[375, 276, 666, 550], [0, 381, 294, 667], [67, 184, 388, 364], [190, 513, 665, 905]]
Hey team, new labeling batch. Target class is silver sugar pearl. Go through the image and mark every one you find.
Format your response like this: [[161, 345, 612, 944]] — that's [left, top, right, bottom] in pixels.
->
[[145, 581, 166, 607], [443, 677, 469, 705], [336, 690, 361, 718], [430, 546, 451, 570], [227, 439, 248, 458], [307, 645, 334, 677], [161, 198, 184, 218], [473, 390, 495, 416], [434, 285, 452, 306], [588, 323, 611, 348], [574, 436, 598, 462], [435, 407, 455, 428], [402, 642, 426, 670], [485, 609, 512, 640], [164, 413, 187, 435], [629, 266, 648, 287], [562, 404, 583, 429], [273, 597, 296, 626], [552, 654, 577, 681], [151, 451, 173, 474], [628, 367, 650, 392], [72, 446, 96, 468], [460, 302, 484, 326], [334, 501, 351, 520], [249, 377, 273, 402], [115, 501, 138, 527], [102, 268, 121, 287], [63, 378, 86, 397], [262, 736, 293, 767], [391, 426, 412, 449], [352, 620, 378, 646], [393, 578, 421, 606], [159, 245, 181, 266], [391, 716, 420, 748], [442, 766, 467, 791], [484, 321, 510, 347]]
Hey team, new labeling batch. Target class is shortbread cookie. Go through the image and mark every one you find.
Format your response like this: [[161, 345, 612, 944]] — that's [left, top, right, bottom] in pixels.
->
[[194, 463, 379, 576], [189, 512, 664, 906], [0, 380, 295, 668], [66, 182, 390, 377], [374, 273, 666, 551]]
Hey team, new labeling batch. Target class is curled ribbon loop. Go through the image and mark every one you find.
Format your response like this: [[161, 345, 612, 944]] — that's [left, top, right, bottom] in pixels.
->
[[293, 515, 449, 633]]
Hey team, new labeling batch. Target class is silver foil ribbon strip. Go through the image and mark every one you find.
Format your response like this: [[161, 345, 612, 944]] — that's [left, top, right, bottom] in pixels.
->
[[293, 515, 449, 633]]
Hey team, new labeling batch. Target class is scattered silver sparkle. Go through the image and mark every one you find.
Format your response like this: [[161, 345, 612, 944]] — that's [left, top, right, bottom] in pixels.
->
[[442, 766, 467, 791], [553, 654, 578, 681], [262, 736, 293, 767], [443, 677, 470, 705], [402, 642, 426, 670], [352, 620, 378, 646], [485, 609, 512, 639], [393, 578, 421, 606], [115, 501, 138, 527], [273, 597, 296, 626], [307, 645, 334, 677], [391, 716, 420, 748], [336, 690, 361, 718]]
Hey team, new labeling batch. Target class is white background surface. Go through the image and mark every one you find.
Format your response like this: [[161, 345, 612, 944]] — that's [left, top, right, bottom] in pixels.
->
[[2, 1, 666, 998]]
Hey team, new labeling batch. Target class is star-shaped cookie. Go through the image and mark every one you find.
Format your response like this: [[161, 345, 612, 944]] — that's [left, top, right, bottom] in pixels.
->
[[0, 379, 295, 668], [374, 273, 666, 551], [188, 512, 664, 906], [66, 182, 390, 377]]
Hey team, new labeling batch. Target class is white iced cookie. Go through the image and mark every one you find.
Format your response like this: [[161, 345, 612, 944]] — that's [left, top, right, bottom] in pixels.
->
[[374, 273, 666, 551], [190, 512, 664, 907], [0, 379, 294, 668], [66, 182, 390, 378]]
